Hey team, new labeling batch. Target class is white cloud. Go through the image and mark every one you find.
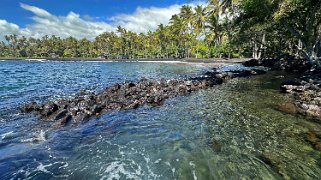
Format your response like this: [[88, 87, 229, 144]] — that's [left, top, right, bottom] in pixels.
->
[[111, 5, 182, 33], [0, 20, 21, 40], [0, 2, 204, 41], [20, 3, 51, 18]]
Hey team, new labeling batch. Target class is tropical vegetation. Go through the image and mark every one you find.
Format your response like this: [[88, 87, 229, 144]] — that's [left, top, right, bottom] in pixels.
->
[[0, 0, 320, 67]]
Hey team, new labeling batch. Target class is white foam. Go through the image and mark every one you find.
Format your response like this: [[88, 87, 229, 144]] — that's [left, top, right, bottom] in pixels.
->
[[154, 158, 162, 164], [137, 61, 187, 64], [25, 59, 47, 62], [100, 161, 141, 180], [22, 160, 69, 178], [189, 161, 197, 180], [1, 131, 14, 140], [21, 130, 47, 143]]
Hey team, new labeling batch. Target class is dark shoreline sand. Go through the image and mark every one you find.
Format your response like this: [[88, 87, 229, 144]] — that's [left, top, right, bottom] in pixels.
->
[[1, 57, 250, 64], [48, 57, 250, 63]]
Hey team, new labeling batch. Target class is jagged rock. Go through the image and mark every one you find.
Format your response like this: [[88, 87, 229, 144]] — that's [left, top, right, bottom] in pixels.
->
[[92, 104, 103, 114], [41, 102, 58, 117], [243, 58, 312, 73], [281, 80, 302, 86], [23, 102, 40, 112], [54, 109, 68, 120], [242, 59, 260, 67], [125, 100, 140, 109], [53, 114, 72, 128], [305, 104, 321, 118], [23, 67, 267, 127], [73, 112, 90, 123], [280, 85, 292, 93], [54, 99, 69, 109], [280, 79, 309, 93], [185, 81, 192, 86]]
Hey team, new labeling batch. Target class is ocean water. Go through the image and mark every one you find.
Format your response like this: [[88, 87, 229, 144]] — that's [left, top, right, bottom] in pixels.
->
[[0, 60, 320, 179]]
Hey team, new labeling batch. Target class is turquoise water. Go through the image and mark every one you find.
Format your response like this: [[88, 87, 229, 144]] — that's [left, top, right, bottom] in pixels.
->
[[0, 60, 320, 179]]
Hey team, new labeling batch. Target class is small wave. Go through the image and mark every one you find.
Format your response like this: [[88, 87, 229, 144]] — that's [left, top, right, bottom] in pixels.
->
[[189, 161, 197, 180], [100, 161, 142, 180], [0, 117, 5, 122], [83, 61, 112, 63], [154, 158, 162, 164], [25, 59, 47, 62], [21, 130, 47, 143], [18, 161, 69, 179], [164, 161, 176, 178], [1, 131, 14, 140]]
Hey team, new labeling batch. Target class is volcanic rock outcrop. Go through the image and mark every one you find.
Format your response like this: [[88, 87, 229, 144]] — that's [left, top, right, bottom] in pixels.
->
[[23, 69, 266, 127]]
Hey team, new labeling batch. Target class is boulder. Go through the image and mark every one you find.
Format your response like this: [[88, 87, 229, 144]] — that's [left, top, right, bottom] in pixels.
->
[[242, 59, 260, 67], [54, 109, 68, 120], [53, 114, 72, 128], [275, 102, 301, 114], [23, 102, 40, 112], [24, 66, 270, 126], [41, 102, 58, 117], [281, 80, 302, 86]]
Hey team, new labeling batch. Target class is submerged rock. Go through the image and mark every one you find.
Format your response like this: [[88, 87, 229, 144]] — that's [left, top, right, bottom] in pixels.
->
[[23, 68, 267, 127], [258, 152, 290, 179], [23, 102, 40, 112], [53, 114, 72, 128], [41, 102, 59, 117], [275, 102, 301, 115], [306, 131, 321, 151], [278, 75, 321, 120]]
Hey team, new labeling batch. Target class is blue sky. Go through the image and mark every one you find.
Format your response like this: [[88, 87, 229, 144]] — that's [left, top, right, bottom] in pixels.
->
[[1, 0, 188, 26], [0, 0, 203, 41]]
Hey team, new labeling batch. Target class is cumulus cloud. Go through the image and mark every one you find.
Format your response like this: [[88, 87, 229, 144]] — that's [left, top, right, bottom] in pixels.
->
[[111, 5, 183, 33], [0, 20, 21, 40], [0, 2, 204, 41]]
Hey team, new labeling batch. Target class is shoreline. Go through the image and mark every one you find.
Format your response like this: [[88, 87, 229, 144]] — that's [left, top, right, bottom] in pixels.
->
[[15, 57, 321, 123], [23, 67, 266, 127], [0, 57, 250, 64]]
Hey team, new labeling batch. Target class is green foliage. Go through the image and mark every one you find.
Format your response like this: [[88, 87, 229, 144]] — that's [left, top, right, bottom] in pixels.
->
[[1, 0, 320, 66], [63, 49, 72, 57]]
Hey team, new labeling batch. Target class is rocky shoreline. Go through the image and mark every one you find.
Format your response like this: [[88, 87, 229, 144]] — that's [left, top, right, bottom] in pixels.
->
[[243, 58, 321, 177], [20, 58, 321, 179], [23, 58, 321, 128], [243, 58, 321, 121], [278, 72, 321, 120], [23, 68, 266, 128]]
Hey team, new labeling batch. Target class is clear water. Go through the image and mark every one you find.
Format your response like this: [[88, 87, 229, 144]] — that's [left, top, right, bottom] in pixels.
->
[[0, 60, 320, 179]]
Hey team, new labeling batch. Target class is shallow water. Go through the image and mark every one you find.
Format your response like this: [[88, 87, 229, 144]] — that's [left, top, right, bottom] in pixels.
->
[[0, 60, 320, 179]]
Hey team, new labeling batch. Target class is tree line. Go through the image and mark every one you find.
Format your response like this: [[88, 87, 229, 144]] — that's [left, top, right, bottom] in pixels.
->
[[0, 0, 320, 67]]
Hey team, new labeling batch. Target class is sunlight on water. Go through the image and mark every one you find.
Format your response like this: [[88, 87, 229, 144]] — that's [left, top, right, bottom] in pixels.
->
[[0, 60, 320, 179]]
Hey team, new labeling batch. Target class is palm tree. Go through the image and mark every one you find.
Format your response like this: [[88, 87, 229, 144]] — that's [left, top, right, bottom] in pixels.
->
[[218, 0, 239, 14], [169, 14, 186, 58], [179, 5, 193, 30], [179, 5, 195, 58], [116, 26, 129, 57], [156, 24, 172, 58], [220, 0, 232, 12], [207, 0, 220, 16], [193, 5, 207, 58]]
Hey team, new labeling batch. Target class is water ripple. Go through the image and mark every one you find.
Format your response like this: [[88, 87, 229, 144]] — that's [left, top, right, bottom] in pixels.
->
[[0, 61, 320, 179]]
